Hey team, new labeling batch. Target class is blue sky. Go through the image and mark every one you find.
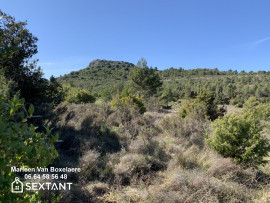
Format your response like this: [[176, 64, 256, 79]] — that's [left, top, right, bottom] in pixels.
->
[[1, 0, 270, 78]]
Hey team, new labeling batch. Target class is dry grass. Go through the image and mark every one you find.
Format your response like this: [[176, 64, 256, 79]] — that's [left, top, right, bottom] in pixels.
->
[[46, 102, 270, 202]]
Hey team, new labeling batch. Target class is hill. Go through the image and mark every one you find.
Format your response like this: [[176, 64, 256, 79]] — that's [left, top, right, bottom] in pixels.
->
[[57, 59, 135, 92]]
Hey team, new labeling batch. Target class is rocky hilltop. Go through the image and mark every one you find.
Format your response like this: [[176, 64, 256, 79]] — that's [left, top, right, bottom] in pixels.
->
[[89, 59, 134, 69]]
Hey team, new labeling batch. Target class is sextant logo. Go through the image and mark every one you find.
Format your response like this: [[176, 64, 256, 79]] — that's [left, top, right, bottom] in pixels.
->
[[11, 177, 23, 193]]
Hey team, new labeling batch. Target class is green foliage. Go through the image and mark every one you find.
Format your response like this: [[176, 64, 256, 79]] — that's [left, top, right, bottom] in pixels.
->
[[258, 102, 270, 121], [178, 100, 207, 119], [243, 96, 260, 109], [0, 95, 59, 202], [178, 90, 217, 120], [136, 57, 148, 69], [207, 110, 270, 166], [0, 69, 17, 100], [160, 88, 174, 107], [130, 59, 162, 96], [63, 84, 96, 104], [0, 10, 40, 103], [163, 74, 270, 106], [243, 97, 270, 121], [195, 90, 217, 119], [45, 76, 65, 105], [0, 10, 64, 105], [100, 89, 113, 102], [178, 100, 193, 119], [110, 94, 146, 114]]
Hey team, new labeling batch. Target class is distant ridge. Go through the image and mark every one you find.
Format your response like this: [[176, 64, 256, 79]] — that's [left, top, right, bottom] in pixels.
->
[[58, 59, 270, 93]]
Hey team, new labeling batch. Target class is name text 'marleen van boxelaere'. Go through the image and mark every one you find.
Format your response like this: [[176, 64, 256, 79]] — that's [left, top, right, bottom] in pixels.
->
[[11, 167, 81, 173]]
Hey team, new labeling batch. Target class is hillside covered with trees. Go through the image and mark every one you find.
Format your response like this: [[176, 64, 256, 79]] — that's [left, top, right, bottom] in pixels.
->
[[58, 59, 270, 107]]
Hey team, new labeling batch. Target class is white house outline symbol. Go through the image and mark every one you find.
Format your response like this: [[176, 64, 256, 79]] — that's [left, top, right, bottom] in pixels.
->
[[11, 177, 23, 193]]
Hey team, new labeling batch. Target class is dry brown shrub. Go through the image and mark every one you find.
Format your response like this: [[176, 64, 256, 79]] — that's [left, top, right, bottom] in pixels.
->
[[160, 115, 183, 137], [114, 153, 150, 175], [199, 150, 267, 188], [102, 187, 149, 203], [129, 136, 146, 153], [113, 153, 153, 186], [160, 115, 208, 149], [105, 168, 251, 203], [160, 169, 251, 202], [60, 184, 90, 203], [200, 150, 239, 179], [167, 146, 200, 170], [79, 150, 101, 181], [84, 182, 109, 197]]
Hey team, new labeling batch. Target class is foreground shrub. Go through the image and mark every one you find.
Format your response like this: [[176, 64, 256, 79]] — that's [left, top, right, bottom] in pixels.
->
[[207, 111, 270, 166], [0, 95, 59, 202], [103, 169, 251, 203]]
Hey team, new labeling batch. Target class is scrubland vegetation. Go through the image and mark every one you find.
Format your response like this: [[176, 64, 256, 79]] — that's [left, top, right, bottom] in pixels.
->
[[1, 10, 270, 203]]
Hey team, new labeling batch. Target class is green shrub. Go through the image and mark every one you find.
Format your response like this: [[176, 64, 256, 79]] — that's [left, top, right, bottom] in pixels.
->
[[207, 111, 270, 165], [244, 97, 270, 121], [178, 100, 193, 118], [63, 84, 96, 104], [195, 90, 217, 119], [178, 100, 207, 119], [110, 94, 146, 114], [178, 90, 219, 120], [0, 70, 17, 100], [0, 95, 59, 202], [45, 76, 65, 105]]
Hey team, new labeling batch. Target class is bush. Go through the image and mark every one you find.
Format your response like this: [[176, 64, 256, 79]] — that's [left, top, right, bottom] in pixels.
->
[[178, 100, 207, 119], [84, 182, 109, 197], [113, 153, 151, 185], [244, 97, 270, 121], [160, 115, 207, 148], [114, 153, 150, 176], [79, 150, 101, 181], [207, 110, 270, 166], [199, 151, 239, 179], [0, 70, 17, 100], [0, 95, 59, 202], [178, 91, 219, 120], [63, 84, 96, 104], [195, 90, 217, 119], [111, 94, 146, 114]]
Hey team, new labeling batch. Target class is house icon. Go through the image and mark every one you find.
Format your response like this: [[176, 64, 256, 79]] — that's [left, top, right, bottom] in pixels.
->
[[11, 177, 23, 193]]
